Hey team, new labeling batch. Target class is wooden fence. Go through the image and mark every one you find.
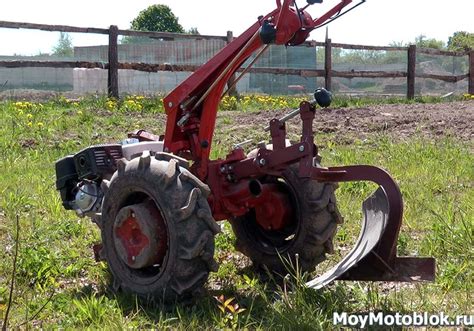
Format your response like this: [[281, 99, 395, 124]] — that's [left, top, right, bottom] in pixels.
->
[[1, 20, 473, 99]]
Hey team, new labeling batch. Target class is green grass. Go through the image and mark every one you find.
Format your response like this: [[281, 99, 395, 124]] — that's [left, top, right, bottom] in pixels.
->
[[0, 96, 472, 329]]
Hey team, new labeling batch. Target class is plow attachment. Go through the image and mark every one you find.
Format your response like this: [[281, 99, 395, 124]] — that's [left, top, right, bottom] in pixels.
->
[[307, 165, 436, 289], [229, 100, 436, 289]]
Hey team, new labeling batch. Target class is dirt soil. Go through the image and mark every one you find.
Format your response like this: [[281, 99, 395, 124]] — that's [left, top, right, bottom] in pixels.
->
[[2, 89, 472, 142], [221, 101, 474, 143]]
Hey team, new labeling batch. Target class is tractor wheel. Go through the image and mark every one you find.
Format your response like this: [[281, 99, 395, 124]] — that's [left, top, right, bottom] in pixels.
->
[[100, 152, 220, 301], [229, 155, 342, 278]]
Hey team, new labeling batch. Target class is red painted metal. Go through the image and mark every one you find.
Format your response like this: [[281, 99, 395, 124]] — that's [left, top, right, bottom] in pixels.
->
[[209, 98, 433, 281], [207, 170, 292, 230], [163, 20, 268, 164], [312, 165, 402, 265], [253, 184, 293, 231], [163, 0, 354, 179], [113, 202, 168, 269], [156, 0, 433, 284], [115, 216, 151, 265], [275, 0, 308, 44]]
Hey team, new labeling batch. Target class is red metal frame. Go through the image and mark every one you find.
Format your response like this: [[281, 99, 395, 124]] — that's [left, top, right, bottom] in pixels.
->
[[157, 0, 434, 282], [208, 101, 433, 281], [163, 0, 353, 179]]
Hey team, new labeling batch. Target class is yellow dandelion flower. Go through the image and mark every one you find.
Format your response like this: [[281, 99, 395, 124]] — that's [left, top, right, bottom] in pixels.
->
[[105, 100, 117, 111], [37, 122, 44, 128], [27, 122, 33, 127], [78, 110, 83, 115], [27, 113, 33, 119]]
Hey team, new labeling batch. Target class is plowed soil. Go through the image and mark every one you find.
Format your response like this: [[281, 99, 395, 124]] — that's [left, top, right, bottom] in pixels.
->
[[221, 101, 473, 143]]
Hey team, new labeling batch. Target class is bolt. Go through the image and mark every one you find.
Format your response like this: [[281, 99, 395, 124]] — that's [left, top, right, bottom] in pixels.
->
[[220, 166, 226, 173], [228, 165, 233, 171], [131, 212, 135, 218], [201, 140, 209, 148], [299, 145, 305, 152], [259, 158, 266, 166], [168, 102, 173, 108], [132, 256, 136, 262]]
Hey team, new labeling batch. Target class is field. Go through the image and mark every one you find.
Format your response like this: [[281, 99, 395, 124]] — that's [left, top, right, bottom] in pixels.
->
[[0, 95, 473, 329]]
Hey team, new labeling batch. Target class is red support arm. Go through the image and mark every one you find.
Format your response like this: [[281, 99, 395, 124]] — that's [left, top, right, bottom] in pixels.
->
[[163, 1, 355, 179]]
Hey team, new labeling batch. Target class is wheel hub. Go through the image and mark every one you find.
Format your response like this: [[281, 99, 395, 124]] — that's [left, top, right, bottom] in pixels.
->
[[254, 185, 293, 231], [113, 201, 167, 269]]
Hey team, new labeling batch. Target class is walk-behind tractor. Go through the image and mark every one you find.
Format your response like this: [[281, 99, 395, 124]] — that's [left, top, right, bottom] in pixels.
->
[[55, 0, 435, 301]]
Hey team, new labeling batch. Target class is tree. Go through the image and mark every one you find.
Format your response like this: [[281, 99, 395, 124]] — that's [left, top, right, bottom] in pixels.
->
[[186, 27, 200, 35], [52, 32, 73, 57], [131, 4, 184, 33], [414, 35, 445, 49], [447, 31, 474, 52]]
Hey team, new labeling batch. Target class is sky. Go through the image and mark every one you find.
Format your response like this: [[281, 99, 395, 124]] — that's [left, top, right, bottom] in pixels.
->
[[0, 0, 473, 56]]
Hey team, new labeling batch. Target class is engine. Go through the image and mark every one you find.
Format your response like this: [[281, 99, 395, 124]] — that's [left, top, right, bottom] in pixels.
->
[[55, 140, 165, 217], [55, 144, 123, 217]]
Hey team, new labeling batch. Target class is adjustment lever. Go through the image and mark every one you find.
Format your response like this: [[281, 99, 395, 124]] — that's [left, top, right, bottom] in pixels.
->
[[263, 88, 332, 132]]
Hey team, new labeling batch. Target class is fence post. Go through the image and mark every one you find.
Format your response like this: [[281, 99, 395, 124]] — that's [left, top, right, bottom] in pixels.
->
[[226, 31, 238, 96], [108, 25, 119, 99], [325, 38, 332, 91], [407, 45, 416, 99], [469, 50, 474, 95]]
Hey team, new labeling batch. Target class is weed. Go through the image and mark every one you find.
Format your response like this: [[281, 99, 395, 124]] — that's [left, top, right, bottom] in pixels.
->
[[73, 295, 118, 326], [214, 295, 247, 329], [0, 96, 472, 328]]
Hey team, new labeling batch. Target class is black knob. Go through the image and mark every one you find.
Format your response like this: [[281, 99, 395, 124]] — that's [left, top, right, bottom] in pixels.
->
[[314, 88, 332, 108]]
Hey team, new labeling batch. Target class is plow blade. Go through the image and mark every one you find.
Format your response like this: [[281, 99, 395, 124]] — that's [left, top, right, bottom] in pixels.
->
[[307, 187, 389, 289], [306, 185, 435, 290]]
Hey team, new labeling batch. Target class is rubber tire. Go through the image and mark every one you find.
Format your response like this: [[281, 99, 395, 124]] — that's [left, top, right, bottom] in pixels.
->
[[229, 157, 342, 277], [101, 153, 220, 302]]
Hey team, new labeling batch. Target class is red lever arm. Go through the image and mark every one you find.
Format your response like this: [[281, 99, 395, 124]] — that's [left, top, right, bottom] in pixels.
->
[[163, 0, 357, 180]]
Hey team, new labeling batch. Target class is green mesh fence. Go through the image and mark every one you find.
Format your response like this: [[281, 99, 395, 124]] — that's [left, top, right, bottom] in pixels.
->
[[0, 26, 470, 98]]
